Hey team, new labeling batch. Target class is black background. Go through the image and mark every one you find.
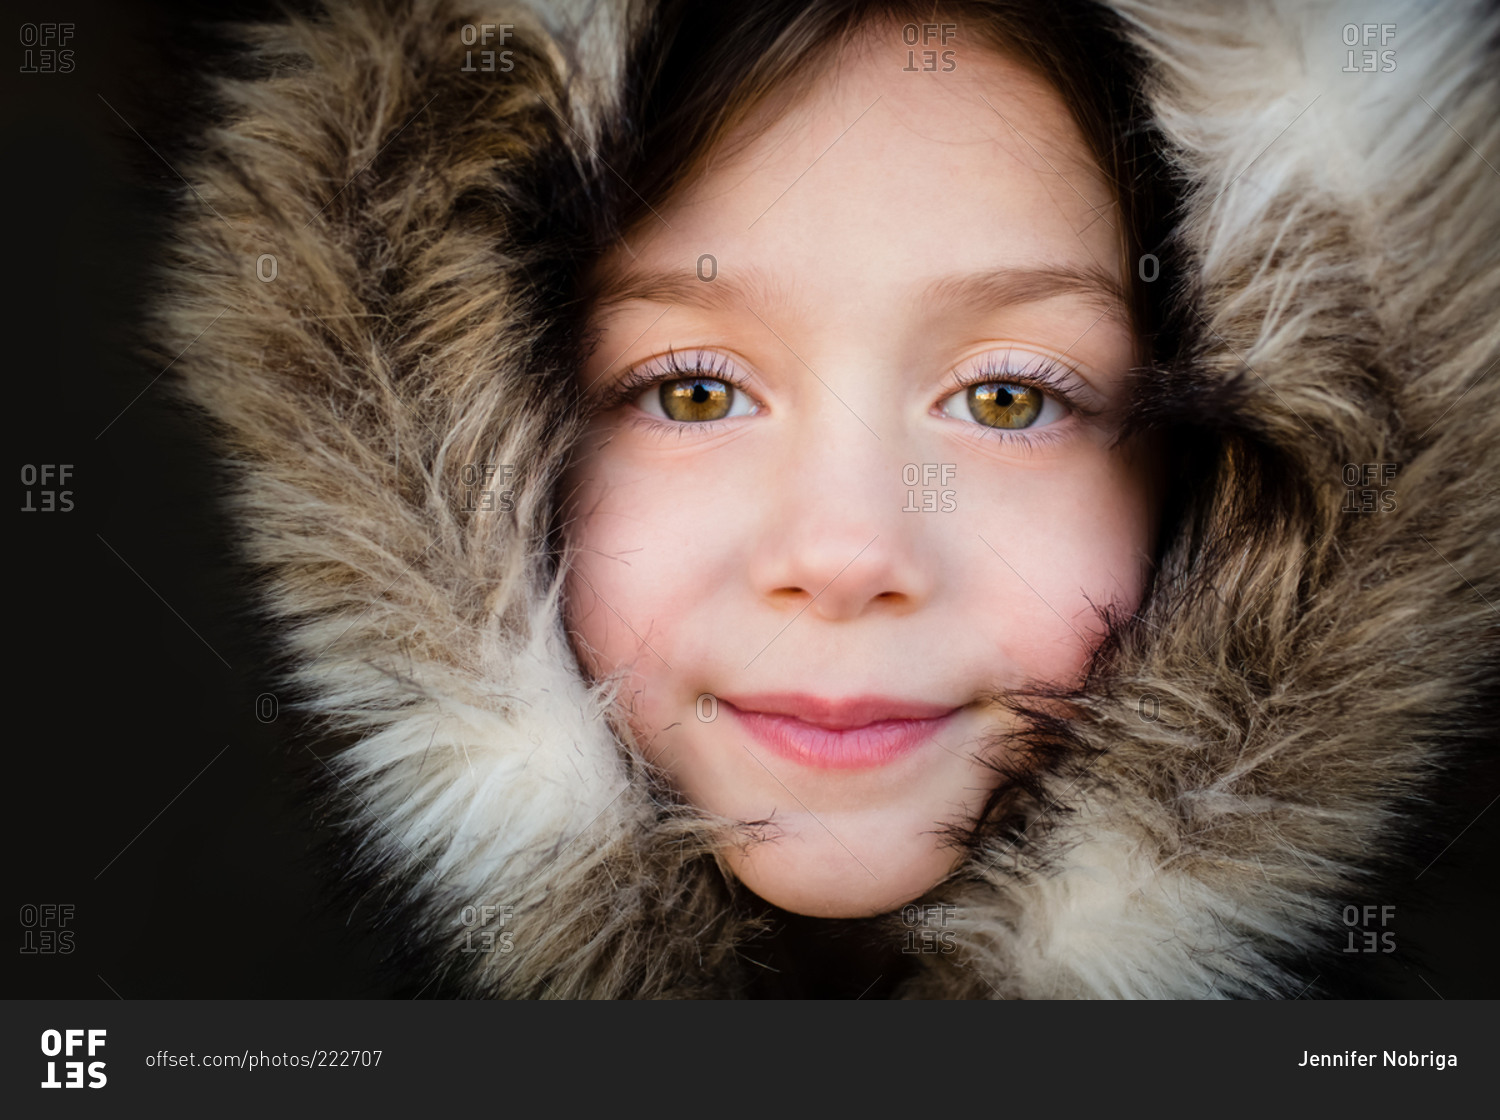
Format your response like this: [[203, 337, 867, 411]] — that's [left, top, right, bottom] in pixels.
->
[[3, 0, 1497, 1001], [6, 0, 394, 998]]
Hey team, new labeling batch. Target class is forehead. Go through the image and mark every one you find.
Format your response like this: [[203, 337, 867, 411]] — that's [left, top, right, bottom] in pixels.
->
[[598, 25, 1122, 312]]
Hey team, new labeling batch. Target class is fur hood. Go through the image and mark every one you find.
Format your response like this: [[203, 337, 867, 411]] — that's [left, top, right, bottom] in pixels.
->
[[153, 0, 1500, 997]]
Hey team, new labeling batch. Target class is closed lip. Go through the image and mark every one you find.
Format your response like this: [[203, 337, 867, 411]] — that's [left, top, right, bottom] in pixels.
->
[[720, 693, 962, 770]]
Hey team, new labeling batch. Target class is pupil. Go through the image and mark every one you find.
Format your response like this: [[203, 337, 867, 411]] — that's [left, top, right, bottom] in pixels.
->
[[691, 382, 710, 403]]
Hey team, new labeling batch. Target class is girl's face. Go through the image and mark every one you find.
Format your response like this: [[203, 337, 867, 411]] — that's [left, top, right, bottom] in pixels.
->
[[563, 29, 1161, 917]]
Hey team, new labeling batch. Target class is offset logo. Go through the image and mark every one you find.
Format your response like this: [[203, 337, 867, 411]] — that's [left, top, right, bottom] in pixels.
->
[[900, 903, 957, 954], [901, 22, 957, 72], [20, 464, 74, 512], [903, 463, 957, 513], [40, 1029, 107, 1089], [460, 463, 516, 513], [459, 23, 513, 73], [1342, 23, 1396, 72], [18, 23, 75, 73], [1341, 903, 1397, 954], [18, 903, 75, 954], [459, 904, 515, 955]]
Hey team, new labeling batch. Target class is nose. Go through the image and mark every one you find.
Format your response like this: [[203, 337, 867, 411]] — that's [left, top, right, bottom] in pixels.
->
[[747, 434, 936, 622]]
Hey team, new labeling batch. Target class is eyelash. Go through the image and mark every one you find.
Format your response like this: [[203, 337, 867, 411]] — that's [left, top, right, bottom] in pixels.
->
[[937, 349, 1095, 450], [603, 346, 1093, 447], [601, 349, 759, 437], [605, 348, 744, 405]]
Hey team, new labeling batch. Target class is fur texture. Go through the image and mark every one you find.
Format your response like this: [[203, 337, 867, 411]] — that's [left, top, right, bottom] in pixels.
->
[[152, 0, 1500, 997]]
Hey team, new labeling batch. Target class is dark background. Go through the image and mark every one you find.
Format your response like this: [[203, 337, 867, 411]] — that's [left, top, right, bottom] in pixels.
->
[[5, 0, 394, 998], [3, 0, 1497, 1000]]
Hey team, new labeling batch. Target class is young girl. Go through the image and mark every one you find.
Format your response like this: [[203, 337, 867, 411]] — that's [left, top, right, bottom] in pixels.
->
[[563, 0, 1170, 946], [161, 0, 1500, 997]]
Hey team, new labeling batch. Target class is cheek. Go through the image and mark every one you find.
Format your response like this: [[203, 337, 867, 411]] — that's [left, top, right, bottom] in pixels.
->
[[961, 441, 1160, 687], [560, 425, 1162, 730], [559, 438, 744, 697], [558, 419, 1163, 916]]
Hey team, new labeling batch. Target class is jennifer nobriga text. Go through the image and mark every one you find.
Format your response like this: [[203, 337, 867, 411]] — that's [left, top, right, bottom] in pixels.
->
[[1299, 1052, 1458, 1070]]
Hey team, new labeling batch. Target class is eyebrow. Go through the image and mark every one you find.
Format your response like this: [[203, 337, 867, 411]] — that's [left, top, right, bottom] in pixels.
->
[[589, 261, 1131, 328]]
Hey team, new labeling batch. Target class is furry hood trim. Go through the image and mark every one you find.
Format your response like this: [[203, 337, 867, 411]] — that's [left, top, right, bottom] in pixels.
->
[[153, 0, 1500, 997]]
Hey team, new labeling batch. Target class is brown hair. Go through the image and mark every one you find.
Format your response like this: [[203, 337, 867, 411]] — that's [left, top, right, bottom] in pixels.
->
[[587, 0, 1182, 359]]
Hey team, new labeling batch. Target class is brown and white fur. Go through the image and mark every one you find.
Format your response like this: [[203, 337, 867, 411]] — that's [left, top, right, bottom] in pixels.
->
[[150, 0, 1500, 997]]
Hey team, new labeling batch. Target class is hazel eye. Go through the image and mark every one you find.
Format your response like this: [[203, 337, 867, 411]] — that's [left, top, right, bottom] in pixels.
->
[[939, 383, 1062, 430], [639, 377, 757, 423]]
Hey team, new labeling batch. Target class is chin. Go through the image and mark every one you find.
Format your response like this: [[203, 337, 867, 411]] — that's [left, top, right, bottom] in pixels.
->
[[723, 822, 965, 919]]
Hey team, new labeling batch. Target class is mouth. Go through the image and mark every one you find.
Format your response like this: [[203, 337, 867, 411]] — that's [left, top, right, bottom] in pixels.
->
[[720, 693, 963, 771]]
